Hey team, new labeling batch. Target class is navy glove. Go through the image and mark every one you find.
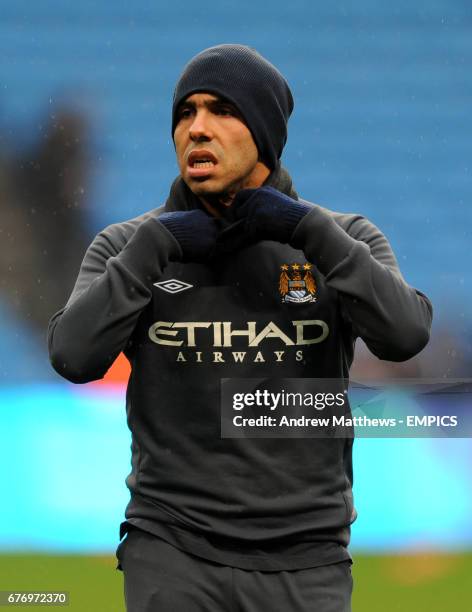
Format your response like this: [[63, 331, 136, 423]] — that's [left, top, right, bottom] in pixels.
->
[[158, 209, 220, 262], [231, 186, 312, 244]]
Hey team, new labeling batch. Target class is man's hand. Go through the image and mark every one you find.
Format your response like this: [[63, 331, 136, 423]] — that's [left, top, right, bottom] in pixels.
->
[[158, 210, 220, 262], [231, 186, 312, 244]]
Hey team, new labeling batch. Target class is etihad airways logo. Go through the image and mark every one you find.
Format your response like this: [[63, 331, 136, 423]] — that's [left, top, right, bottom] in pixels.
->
[[148, 320, 329, 363]]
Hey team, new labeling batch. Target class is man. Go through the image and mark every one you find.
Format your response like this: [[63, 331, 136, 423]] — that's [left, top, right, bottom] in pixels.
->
[[48, 45, 432, 611]]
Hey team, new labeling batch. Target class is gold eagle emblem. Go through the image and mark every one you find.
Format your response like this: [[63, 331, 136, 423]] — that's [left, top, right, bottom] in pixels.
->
[[279, 263, 317, 303]]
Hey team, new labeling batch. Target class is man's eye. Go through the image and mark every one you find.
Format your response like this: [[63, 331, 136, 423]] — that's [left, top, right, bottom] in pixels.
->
[[178, 108, 193, 119], [216, 106, 235, 116]]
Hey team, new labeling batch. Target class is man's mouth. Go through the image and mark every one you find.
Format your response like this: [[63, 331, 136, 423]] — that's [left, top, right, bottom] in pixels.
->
[[188, 149, 218, 169]]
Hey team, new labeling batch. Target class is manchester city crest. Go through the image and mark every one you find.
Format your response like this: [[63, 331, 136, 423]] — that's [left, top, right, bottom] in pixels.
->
[[279, 263, 317, 304]]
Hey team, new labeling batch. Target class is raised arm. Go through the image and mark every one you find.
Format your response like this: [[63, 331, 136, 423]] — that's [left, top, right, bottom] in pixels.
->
[[292, 205, 432, 361], [231, 186, 432, 362], [48, 214, 181, 383]]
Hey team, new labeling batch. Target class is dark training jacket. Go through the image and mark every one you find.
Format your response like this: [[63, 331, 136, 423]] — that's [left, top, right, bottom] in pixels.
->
[[48, 169, 432, 570]]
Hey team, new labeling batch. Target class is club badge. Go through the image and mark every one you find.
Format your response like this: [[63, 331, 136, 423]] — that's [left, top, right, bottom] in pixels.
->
[[279, 263, 317, 304]]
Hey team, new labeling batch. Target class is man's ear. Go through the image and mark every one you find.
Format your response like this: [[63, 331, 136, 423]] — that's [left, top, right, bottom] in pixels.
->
[[257, 159, 272, 181]]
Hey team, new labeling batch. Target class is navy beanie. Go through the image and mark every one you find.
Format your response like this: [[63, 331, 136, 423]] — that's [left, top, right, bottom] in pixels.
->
[[171, 44, 294, 170]]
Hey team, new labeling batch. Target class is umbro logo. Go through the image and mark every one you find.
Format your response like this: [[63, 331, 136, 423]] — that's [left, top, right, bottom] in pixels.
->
[[153, 279, 193, 294]]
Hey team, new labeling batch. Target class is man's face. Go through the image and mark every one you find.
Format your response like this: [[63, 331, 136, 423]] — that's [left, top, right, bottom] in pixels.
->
[[173, 93, 269, 213]]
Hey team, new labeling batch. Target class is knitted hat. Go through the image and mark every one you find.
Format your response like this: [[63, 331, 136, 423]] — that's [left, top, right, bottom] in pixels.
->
[[171, 44, 294, 170]]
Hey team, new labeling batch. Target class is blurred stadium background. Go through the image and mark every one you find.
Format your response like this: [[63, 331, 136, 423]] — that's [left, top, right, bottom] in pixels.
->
[[0, 0, 471, 610]]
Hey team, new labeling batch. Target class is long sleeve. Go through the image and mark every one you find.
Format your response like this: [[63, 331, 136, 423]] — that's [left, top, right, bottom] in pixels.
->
[[48, 214, 182, 383], [291, 205, 432, 361]]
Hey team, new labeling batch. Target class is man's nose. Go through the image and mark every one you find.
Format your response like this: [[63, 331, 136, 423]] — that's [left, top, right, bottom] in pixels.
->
[[189, 110, 212, 141]]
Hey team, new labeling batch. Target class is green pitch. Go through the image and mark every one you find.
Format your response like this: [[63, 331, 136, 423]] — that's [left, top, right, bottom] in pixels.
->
[[0, 552, 471, 611]]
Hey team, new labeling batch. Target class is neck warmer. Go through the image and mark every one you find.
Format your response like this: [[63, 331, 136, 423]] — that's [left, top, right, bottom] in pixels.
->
[[164, 163, 298, 213]]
